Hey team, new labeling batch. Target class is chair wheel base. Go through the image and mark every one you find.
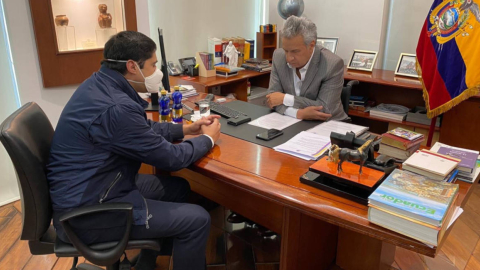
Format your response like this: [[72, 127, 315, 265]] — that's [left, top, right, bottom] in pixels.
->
[[76, 263, 104, 270]]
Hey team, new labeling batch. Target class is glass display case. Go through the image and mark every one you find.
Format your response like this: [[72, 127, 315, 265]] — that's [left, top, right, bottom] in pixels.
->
[[51, 0, 126, 52]]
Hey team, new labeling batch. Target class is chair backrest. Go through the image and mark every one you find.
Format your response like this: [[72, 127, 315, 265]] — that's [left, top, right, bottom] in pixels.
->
[[0, 102, 54, 241], [341, 80, 359, 114]]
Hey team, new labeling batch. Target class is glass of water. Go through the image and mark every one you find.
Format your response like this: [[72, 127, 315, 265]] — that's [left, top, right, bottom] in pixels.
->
[[198, 100, 211, 117]]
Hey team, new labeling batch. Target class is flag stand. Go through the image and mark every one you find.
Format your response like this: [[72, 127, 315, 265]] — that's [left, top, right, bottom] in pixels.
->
[[426, 116, 437, 147]]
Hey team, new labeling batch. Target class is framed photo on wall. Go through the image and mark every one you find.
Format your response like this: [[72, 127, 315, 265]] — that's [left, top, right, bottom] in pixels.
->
[[347, 50, 378, 72], [395, 53, 419, 78], [317, 37, 338, 54]]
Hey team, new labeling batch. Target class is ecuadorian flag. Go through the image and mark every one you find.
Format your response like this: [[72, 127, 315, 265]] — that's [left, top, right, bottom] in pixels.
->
[[417, 0, 480, 118]]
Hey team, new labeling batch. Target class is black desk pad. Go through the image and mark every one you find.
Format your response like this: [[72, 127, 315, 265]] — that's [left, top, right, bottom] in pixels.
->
[[216, 100, 322, 148]]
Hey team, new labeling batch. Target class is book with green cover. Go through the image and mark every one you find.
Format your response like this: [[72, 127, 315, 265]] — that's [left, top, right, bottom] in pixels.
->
[[369, 169, 458, 225]]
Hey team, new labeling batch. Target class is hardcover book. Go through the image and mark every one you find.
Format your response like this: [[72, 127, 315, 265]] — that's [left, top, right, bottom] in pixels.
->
[[381, 133, 424, 150], [387, 127, 424, 141], [368, 169, 458, 225], [437, 146, 477, 172]]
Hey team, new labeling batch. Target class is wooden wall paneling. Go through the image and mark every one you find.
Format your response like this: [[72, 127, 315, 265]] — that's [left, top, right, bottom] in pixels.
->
[[440, 98, 480, 151], [280, 208, 338, 270], [336, 227, 395, 270], [172, 168, 284, 234], [29, 0, 137, 87]]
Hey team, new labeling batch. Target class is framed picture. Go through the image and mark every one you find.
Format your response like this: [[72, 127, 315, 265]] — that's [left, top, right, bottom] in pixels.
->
[[317, 37, 338, 54], [347, 50, 378, 72], [395, 53, 419, 78]]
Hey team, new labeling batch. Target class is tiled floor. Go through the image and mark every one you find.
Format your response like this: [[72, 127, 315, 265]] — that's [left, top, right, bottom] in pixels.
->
[[1, 185, 480, 269]]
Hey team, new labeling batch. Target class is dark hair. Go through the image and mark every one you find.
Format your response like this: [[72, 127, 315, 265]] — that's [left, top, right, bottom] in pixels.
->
[[102, 31, 157, 74]]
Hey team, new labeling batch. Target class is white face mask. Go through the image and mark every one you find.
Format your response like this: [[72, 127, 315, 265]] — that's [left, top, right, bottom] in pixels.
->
[[106, 59, 163, 93]]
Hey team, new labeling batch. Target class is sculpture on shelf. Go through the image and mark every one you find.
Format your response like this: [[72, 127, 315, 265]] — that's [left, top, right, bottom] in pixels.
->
[[223, 41, 240, 67], [98, 4, 113, 28], [328, 139, 373, 174], [54, 15, 69, 27], [277, 0, 305, 20]]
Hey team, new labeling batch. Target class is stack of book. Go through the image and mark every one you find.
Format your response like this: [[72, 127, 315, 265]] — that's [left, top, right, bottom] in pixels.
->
[[368, 169, 461, 246], [242, 58, 272, 72], [349, 96, 368, 111], [369, 103, 410, 121], [198, 52, 214, 70], [215, 65, 239, 78], [259, 24, 277, 33], [403, 150, 460, 181], [378, 128, 424, 161], [430, 142, 480, 183]]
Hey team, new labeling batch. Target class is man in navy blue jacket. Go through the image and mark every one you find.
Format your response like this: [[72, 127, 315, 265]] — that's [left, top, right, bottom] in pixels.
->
[[47, 31, 221, 270]]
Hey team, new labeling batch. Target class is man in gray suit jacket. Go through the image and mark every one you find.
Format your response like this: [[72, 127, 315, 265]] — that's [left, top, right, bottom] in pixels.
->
[[266, 16, 347, 121]]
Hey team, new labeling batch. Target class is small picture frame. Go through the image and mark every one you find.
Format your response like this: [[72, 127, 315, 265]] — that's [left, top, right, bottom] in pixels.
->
[[347, 50, 378, 72], [395, 53, 419, 78], [317, 37, 338, 54]]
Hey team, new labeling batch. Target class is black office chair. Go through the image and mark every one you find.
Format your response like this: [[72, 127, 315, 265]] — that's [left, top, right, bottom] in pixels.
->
[[0, 102, 160, 270], [341, 80, 360, 114]]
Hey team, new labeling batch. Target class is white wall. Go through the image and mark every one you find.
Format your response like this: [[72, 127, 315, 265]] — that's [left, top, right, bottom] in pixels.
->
[[382, 0, 431, 70], [0, 0, 20, 206], [268, 0, 386, 67], [147, 0, 260, 65]]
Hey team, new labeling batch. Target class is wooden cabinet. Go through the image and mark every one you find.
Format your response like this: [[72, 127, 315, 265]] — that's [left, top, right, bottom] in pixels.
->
[[28, 0, 137, 87], [256, 32, 277, 62]]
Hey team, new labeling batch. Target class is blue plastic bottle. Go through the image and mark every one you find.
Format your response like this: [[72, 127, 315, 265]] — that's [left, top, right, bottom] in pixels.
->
[[159, 90, 170, 123], [172, 86, 183, 124]]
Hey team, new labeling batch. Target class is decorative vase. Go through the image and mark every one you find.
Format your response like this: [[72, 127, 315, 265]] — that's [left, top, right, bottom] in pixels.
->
[[98, 4, 113, 28], [54, 15, 69, 27], [277, 0, 305, 20]]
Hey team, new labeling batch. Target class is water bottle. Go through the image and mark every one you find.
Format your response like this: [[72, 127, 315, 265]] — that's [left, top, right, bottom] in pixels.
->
[[172, 86, 183, 123], [159, 90, 170, 123]]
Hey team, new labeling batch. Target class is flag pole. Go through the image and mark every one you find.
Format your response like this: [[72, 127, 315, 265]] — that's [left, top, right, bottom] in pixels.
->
[[426, 116, 437, 147]]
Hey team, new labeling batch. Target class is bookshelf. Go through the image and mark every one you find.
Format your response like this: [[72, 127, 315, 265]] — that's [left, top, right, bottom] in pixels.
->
[[256, 32, 277, 62]]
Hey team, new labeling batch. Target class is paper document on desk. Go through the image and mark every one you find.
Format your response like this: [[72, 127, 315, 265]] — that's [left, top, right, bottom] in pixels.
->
[[248, 112, 300, 130], [273, 131, 331, 160], [307, 120, 368, 137]]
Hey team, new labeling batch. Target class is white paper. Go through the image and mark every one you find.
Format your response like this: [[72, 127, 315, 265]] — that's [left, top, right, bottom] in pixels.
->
[[248, 112, 301, 130], [447, 207, 463, 229], [273, 131, 331, 160], [307, 120, 368, 138]]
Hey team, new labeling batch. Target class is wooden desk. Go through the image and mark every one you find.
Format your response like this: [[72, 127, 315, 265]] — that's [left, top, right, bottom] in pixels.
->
[[145, 97, 478, 270], [169, 70, 271, 102]]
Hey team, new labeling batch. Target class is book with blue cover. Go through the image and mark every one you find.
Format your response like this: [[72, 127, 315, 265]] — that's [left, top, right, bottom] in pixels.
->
[[368, 169, 458, 226]]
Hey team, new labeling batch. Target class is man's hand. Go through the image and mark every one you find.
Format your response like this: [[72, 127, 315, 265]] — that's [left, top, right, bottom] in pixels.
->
[[183, 115, 221, 136], [201, 118, 221, 143], [297, 106, 332, 121], [265, 92, 285, 108]]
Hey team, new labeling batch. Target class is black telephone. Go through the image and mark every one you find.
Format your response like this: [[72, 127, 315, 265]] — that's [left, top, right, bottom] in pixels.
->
[[167, 61, 182, 76]]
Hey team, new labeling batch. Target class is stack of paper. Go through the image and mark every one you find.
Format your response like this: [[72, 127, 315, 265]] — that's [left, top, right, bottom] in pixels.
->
[[273, 131, 331, 160], [307, 120, 369, 137], [179, 85, 199, 98], [248, 112, 301, 130]]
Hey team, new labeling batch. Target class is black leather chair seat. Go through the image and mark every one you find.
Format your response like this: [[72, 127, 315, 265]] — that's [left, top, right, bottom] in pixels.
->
[[55, 238, 161, 257]]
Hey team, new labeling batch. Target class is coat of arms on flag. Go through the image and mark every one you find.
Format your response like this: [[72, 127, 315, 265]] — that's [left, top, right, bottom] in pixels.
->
[[417, 0, 480, 118]]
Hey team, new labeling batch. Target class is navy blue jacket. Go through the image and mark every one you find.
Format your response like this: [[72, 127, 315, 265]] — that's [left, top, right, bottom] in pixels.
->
[[47, 65, 212, 242]]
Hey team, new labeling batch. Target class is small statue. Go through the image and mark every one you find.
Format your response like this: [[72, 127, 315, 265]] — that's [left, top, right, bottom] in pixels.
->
[[328, 139, 373, 174], [223, 41, 240, 67], [98, 4, 112, 28]]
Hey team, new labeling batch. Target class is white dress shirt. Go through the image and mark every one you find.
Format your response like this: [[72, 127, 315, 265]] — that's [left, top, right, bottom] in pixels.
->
[[283, 48, 315, 118], [202, 134, 215, 148]]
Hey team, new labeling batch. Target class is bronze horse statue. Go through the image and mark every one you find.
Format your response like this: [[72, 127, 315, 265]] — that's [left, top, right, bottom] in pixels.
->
[[328, 139, 374, 174]]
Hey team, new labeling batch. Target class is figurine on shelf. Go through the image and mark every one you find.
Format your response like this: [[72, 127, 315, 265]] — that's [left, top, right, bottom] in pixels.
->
[[54, 15, 69, 27], [223, 41, 240, 67], [98, 4, 112, 28], [328, 139, 373, 174]]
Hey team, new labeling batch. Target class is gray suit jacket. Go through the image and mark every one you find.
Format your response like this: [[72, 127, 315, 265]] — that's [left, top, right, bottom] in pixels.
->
[[268, 45, 347, 121]]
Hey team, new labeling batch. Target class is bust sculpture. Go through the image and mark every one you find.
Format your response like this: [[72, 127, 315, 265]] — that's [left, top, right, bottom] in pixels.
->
[[98, 4, 112, 28]]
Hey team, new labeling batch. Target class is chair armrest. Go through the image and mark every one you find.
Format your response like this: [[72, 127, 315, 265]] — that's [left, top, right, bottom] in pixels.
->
[[347, 80, 359, 87], [59, 203, 133, 266]]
